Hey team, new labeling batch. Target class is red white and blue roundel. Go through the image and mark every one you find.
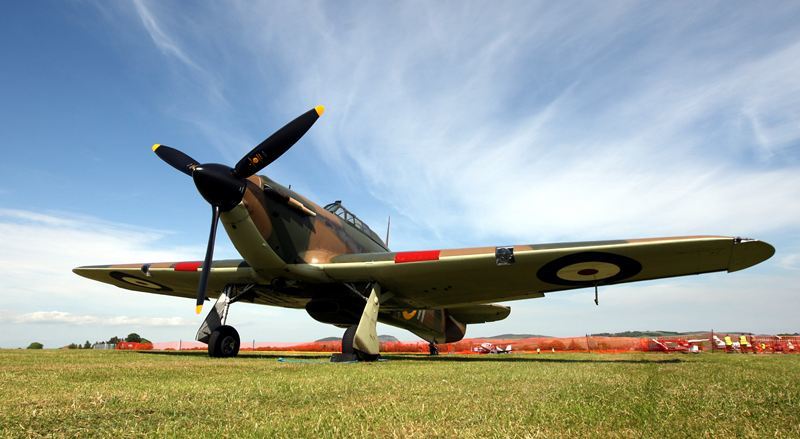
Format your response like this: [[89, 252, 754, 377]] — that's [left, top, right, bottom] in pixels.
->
[[536, 252, 642, 286], [110, 271, 172, 292]]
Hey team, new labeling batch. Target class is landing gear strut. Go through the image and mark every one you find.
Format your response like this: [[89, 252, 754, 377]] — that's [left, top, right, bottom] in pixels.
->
[[196, 284, 253, 358], [332, 283, 382, 362]]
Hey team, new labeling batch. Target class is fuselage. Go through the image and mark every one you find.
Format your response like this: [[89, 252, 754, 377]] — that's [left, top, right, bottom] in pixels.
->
[[217, 174, 465, 343]]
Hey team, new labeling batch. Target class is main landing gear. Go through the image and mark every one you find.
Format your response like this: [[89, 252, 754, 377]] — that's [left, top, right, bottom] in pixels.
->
[[332, 283, 382, 362], [208, 325, 240, 357], [196, 284, 253, 358]]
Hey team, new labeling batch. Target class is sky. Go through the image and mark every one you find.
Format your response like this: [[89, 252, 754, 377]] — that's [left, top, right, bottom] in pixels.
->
[[1, 1, 799, 348]]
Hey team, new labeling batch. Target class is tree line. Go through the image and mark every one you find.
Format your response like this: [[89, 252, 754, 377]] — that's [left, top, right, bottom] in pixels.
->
[[26, 333, 150, 350]]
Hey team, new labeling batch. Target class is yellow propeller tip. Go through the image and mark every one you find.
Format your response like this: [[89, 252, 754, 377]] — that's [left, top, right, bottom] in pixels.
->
[[195, 305, 203, 315], [314, 105, 325, 117], [152, 143, 161, 152]]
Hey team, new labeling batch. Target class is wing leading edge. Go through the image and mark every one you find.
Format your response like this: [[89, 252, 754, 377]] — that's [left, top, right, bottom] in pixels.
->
[[316, 236, 774, 308], [72, 259, 258, 300]]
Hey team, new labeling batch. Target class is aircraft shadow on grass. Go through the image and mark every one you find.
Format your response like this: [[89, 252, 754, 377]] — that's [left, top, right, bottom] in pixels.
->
[[137, 351, 682, 364]]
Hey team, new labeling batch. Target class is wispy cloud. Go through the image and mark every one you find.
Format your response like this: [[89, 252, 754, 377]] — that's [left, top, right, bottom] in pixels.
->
[[105, 3, 800, 245], [172, 2, 799, 246], [129, 0, 232, 137], [12, 311, 192, 327], [0, 208, 208, 317], [132, 0, 201, 72]]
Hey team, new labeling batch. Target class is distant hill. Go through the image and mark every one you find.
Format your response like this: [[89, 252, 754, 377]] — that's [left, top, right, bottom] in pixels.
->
[[315, 331, 764, 343], [378, 335, 400, 342], [315, 335, 400, 343], [315, 337, 340, 342], [590, 330, 716, 338], [483, 334, 551, 340]]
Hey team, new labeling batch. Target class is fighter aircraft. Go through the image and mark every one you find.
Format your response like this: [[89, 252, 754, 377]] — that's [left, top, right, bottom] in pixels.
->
[[73, 106, 775, 361]]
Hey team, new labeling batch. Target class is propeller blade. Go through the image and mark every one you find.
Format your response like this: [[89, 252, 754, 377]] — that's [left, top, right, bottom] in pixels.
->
[[152, 144, 200, 176], [195, 205, 221, 314], [233, 106, 324, 178]]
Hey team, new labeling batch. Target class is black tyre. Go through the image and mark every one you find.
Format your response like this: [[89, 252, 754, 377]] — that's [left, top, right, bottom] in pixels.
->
[[341, 325, 357, 354], [208, 325, 240, 358]]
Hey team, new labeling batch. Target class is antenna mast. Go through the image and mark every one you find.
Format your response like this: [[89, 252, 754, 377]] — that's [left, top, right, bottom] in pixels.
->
[[385, 216, 391, 247]]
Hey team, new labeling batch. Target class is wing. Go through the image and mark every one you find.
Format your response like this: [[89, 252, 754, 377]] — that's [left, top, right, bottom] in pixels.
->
[[317, 236, 774, 308], [73, 259, 258, 300]]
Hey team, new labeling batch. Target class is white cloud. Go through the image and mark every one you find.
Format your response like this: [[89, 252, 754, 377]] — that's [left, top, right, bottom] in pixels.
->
[[12, 311, 192, 327], [0, 208, 196, 300], [0, 209, 342, 347], [206, 2, 800, 245], [132, 0, 200, 72]]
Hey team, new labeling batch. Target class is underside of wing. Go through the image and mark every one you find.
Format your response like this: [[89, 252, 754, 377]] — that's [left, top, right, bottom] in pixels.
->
[[317, 236, 774, 308]]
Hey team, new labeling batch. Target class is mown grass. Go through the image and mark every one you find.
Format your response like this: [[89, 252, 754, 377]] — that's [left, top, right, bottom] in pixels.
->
[[0, 350, 798, 438]]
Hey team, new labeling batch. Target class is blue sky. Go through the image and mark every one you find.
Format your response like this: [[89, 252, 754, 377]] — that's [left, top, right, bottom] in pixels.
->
[[1, 1, 799, 348]]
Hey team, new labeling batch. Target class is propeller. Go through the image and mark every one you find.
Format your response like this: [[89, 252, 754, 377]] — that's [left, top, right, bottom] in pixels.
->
[[152, 105, 325, 314]]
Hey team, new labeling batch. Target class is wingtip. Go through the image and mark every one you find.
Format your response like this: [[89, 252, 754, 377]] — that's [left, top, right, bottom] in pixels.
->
[[729, 239, 775, 272], [152, 143, 161, 152], [72, 266, 90, 277], [72, 266, 101, 281], [314, 105, 325, 117]]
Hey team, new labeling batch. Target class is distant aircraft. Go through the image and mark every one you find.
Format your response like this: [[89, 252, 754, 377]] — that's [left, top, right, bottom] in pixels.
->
[[73, 106, 775, 361], [473, 342, 513, 354]]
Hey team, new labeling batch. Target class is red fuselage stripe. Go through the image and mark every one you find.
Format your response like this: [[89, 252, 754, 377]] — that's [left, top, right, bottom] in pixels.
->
[[174, 261, 202, 271], [394, 250, 441, 263]]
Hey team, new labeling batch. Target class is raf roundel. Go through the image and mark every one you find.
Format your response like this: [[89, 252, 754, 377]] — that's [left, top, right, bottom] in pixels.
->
[[537, 252, 642, 286], [109, 271, 172, 292]]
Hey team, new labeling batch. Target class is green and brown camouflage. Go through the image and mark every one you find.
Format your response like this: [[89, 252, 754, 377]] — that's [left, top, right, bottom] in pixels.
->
[[238, 174, 388, 265]]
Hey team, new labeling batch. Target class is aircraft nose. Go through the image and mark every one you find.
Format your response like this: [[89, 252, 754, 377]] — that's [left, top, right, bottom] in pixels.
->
[[728, 239, 775, 272], [192, 163, 246, 211]]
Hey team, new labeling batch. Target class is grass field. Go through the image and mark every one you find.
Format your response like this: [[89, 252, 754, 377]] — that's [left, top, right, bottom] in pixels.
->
[[1, 350, 798, 438]]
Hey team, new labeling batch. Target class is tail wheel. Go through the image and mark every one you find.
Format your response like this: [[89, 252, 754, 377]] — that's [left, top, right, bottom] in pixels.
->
[[209, 325, 240, 358]]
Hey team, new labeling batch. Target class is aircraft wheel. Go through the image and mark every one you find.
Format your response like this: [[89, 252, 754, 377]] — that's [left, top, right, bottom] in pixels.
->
[[429, 342, 439, 356], [208, 325, 240, 358], [341, 325, 357, 355]]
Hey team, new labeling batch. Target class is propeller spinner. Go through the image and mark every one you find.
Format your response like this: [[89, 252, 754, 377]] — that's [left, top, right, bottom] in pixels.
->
[[152, 106, 324, 314]]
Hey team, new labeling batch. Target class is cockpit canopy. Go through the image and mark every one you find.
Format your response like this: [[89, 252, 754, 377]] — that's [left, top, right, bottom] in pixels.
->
[[324, 201, 386, 248]]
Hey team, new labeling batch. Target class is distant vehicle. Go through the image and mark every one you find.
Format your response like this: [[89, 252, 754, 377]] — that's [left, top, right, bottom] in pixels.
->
[[473, 342, 512, 354]]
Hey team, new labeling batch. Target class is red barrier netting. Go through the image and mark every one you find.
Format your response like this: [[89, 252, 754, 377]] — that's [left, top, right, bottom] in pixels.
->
[[238, 336, 702, 354], [115, 341, 154, 350], [148, 334, 800, 354]]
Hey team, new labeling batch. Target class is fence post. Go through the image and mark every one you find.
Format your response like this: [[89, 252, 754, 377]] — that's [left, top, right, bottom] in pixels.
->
[[710, 330, 714, 353]]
